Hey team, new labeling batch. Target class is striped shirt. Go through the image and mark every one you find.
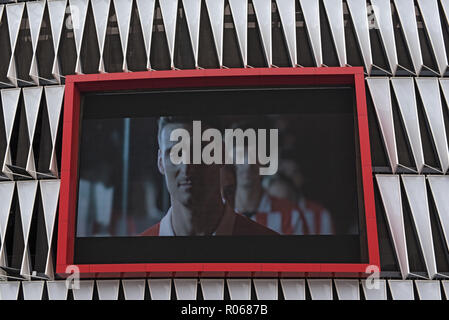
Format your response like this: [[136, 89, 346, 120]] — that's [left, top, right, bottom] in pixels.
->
[[250, 193, 335, 235]]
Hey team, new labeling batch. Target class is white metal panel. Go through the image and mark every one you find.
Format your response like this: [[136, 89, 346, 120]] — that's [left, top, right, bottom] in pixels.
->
[[417, 0, 448, 75], [22, 281, 44, 300], [415, 280, 441, 300], [200, 279, 224, 300], [97, 280, 120, 300], [227, 279, 251, 300], [334, 279, 360, 300], [416, 78, 449, 173], [136, 0, 156, 70], [44, 85, 64, 176], [439, 78, 449, 137], [376, 175, 410, 279], [0, 282, 20, 300], [17, 181, 38, 246], [228, 0, 247, 66], [72, 280, 94, 300], [0, 181, 14, 271], [275, 0, 296, 66], [1, 88, 20, 178], [17, 180, 38, 277], [361, 279, 387, 300], [391, 78, 425, 172], [174, 279, 197, 300], [388, 280, 414, 300], [252, 0, 271, 66], [6, 2, 25, 87], [440, 77, 449, 100], [346, 0, 373, 74], [280, 279, 306, 300], [402, 175, 438, 279], [323, 0, 346, 66], [0, 182, 14, 242], [23, 87, 42, 145], [0, 5, 3, 23], [40, 180, 60, 277], [440, 2, 449, 73], [253, 279, 278, 300], [371, 0, 398, 74], [205, 0, 225, 67], [122, 279, 145, 300], [113, 0, 133, 72], [307, 279, 333, 300], [441, 0, 449, 29], [48, 0, 67, 83], [148, 279, 172, 300], [69, 0, 89, 74], [23, 87, 43, 178], [1, 88, 20, 146], [159, 0, 178, 69], [393, 0, 423, 75], [26, 1, 46, 84], [299, 0, 322, 66], [442, 280, 449, 299], [47, 281, 68, 300], [427, 176, 449, 251], [367, 78, 399, 172], [91, 0, 111, 72], [182, 0, 201, 68]]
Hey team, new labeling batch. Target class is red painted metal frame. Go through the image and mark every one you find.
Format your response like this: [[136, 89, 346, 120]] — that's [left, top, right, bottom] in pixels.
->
[[56, 67, 380, 278]]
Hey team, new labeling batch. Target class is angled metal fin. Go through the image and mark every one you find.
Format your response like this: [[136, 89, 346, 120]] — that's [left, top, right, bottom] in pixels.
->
[[367, 78, 399, 172], [299, 0, 322, 66], [229, 0, 248, 66], [113, 0, 133, 72], [323, 0, 346, 66], [252, 0, 272, 66], [205, 0, 225, 67], [376, 175, 410, 279]]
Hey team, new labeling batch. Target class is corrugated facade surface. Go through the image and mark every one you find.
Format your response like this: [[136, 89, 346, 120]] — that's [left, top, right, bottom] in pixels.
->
[[0, 0, 448, 300]]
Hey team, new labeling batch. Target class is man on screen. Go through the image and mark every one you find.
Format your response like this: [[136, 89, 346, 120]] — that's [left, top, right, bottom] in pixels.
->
[[140, 116, 278, 236]]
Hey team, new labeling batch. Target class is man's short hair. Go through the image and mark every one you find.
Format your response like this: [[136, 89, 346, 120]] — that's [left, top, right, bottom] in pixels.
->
[[157, 116, 221, 146]]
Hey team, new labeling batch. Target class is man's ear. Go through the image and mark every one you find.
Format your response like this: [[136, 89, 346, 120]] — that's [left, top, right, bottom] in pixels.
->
[[157, 149, 165, 175]]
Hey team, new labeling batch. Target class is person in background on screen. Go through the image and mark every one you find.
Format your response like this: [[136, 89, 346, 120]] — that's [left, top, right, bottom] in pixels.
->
[[276, 154, 335, 235], [231, 119, 335, 235], [227, 119, 306, 235], [140, 116, 278, 236], [265, 172, 298, 204], [234, 158, 310, 235]]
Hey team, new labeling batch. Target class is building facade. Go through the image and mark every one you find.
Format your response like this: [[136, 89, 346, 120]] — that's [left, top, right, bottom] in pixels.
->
[[0, 0, 448, 300]]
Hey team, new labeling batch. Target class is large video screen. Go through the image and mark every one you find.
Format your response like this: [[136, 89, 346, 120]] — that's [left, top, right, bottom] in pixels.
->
[[73, 85, 368, 264]]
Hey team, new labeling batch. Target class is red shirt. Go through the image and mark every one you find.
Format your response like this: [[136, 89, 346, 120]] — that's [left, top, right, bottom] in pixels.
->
[[140, 204, 278, 236], [252, 193, 334, 235]]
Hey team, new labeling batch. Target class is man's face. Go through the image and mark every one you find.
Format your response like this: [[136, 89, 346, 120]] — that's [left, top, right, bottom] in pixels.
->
[[158, 123, 222, 208]]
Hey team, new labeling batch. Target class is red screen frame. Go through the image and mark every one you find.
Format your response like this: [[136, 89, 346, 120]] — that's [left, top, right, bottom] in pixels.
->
[[56, 67, 380, 278]]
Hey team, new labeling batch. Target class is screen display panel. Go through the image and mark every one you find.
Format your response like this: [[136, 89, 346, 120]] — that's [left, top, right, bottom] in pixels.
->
[[72, 85, 369, 264]]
